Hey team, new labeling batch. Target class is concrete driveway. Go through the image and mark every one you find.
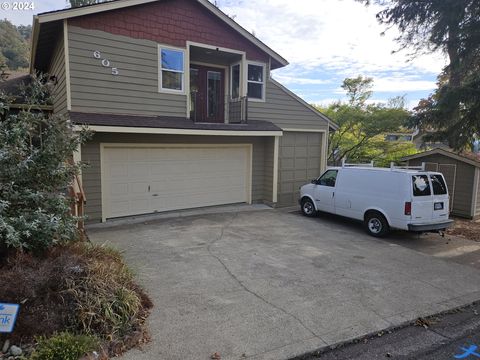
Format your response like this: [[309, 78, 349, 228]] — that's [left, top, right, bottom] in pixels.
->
[[88, 208, 480, 360]]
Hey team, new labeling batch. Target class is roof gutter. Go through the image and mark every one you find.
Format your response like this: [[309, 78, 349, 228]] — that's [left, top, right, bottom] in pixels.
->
[[36, 0, 158, 23], [29, 15, 40, 73], [74, 125, 283, 137]]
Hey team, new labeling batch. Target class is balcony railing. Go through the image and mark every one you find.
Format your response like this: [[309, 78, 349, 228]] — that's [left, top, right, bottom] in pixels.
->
[[229, 96, 248, 124], [190, 92, 248, 124]]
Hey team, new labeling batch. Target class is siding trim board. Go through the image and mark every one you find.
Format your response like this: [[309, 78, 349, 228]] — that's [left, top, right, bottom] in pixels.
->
[[76, 125, 282, 137], [63, 20, 72, 111], [273, 136, 279, 203], [473, 168, 480, 217]]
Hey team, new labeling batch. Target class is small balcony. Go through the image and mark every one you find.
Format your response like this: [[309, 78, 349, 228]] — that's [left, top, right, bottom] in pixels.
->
[[188, 43, 248, 124], [190, 91, 248, 124]]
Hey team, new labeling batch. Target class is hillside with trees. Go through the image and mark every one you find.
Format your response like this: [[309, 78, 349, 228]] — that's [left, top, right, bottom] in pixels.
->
[[0, 20, 31, 71]]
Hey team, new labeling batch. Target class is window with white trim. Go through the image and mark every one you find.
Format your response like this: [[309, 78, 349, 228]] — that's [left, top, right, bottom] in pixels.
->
[[231, 63, 240, 99], [159, 48, 184, 92], [247, 63, 265, 100]]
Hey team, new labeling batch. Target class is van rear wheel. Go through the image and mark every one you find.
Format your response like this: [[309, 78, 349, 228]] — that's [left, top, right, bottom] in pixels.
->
[[364, 211, 390, 237], [301, 198, 317, 217]]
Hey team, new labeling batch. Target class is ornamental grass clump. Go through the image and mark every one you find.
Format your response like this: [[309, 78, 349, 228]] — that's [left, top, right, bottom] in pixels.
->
[[0, 242, 152, 356], [64, 244, 144, 339], [30, 332, 99, 360]]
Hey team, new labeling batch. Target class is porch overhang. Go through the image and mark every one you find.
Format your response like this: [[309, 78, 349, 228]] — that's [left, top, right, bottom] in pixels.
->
[[70, 112, 283, 137]]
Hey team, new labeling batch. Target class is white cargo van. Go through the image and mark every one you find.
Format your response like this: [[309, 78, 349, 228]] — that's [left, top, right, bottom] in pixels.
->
[[299, 165, 454, 237]]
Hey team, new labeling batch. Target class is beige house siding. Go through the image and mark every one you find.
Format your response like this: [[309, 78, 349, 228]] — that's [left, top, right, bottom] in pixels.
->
[[408, 154, 476, 218], [475, 168, 480, 217], [68, 26, 187, 117], [48, 33, 68, 114], [249, 79, 330, 131], [277, 131, 323, 206], [82, 133, 267, 222]]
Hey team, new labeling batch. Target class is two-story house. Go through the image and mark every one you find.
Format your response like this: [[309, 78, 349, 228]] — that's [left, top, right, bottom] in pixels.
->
[[30, 0, 337, 222]]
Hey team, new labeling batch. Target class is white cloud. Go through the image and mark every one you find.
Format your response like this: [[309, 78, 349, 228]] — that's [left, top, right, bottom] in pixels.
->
[[272, 73, 332, 85], [372, 77, 437, 92], [218, 0, 446, 77]]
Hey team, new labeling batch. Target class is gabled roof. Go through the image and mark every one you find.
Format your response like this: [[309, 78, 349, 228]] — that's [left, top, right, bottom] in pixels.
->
[[402, 147, 480, 168], [31, 0, 288, 70]]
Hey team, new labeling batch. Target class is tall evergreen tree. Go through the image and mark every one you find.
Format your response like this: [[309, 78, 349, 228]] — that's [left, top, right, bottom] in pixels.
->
[[358, 0, 480, 150]]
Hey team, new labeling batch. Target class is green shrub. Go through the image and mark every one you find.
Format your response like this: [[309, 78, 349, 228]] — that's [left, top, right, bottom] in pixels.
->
[[30, 332, 98, 360], [0, 75, 90, 252]]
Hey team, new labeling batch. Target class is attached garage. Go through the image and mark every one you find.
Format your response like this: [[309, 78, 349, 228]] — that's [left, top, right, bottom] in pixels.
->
[[403, 148, 480, 219], [74, 114, 334, 223], [102, 144, 251, 219]]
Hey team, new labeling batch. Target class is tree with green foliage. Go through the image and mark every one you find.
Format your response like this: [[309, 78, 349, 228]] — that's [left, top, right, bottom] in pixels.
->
[[342, 75, 374, 107], [318, 76, 418, 166], [0, 20, 30, 70], [0, 75, 89, 253], [357, 0, 480, 150]]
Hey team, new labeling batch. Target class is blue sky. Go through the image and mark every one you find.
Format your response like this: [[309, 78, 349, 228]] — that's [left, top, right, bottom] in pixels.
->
[[3, 0, 447, 109]]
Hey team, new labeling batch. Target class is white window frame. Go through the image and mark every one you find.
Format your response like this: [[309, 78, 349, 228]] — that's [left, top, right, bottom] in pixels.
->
[[230, 62, 242, 100], [158, 44, 186, 94], [246, 61, 266, 102]]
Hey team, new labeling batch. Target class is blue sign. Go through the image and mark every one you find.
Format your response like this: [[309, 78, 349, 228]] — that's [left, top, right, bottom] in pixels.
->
[[454, 345, 480, 359], [0, 303, 19, 333]]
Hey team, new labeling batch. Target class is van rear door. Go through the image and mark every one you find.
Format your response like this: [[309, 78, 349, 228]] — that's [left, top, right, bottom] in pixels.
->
[[429, 173, 449, 221], [411, 174, 434, 222]]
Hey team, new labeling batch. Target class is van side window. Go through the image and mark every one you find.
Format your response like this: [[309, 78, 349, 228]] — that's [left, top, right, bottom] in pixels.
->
[[430, 174, 447, 195], [318, 170, 338, 187], [412, 175, 431, 196]]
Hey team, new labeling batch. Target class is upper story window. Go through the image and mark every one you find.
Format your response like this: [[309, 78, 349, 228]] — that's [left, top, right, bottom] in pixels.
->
[[231, 63, 240, 99], [159, 47, 184, 93], [247, 63, 265, 101]]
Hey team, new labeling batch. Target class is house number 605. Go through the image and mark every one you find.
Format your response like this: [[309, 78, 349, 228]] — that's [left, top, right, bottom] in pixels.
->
[[93, 50, 119, 76]]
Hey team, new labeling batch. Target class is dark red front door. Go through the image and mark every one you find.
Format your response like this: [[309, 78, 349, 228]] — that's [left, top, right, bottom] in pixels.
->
[[190, 65, 225, 123]]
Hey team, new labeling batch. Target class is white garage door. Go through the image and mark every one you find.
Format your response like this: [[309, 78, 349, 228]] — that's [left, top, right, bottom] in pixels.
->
[[103, 145, 250, 219]]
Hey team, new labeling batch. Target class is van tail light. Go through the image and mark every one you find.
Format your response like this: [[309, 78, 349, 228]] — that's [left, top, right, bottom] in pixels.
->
[[404, 202, 412, 216]]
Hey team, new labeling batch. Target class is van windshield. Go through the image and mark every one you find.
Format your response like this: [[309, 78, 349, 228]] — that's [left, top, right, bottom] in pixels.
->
[[412, 175, 431, 196], [430, 174, 447, 195]]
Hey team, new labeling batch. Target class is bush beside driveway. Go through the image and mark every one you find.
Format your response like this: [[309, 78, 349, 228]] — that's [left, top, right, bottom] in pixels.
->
[[88, 209, 480, 360]]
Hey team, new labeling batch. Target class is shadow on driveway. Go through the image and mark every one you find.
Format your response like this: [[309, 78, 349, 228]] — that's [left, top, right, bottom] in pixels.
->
[[88, 208, 480, 360], [286, 209, 480, 270]]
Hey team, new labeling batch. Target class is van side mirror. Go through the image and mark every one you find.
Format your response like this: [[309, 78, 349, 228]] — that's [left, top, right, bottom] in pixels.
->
[[311, 179, 318, 185]]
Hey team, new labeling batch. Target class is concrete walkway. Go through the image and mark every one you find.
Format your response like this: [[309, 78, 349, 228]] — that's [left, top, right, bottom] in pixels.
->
[[88, 209, 480, 360]]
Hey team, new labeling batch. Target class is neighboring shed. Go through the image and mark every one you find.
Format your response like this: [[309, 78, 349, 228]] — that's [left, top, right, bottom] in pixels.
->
[[402, 148, 480, 219]]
